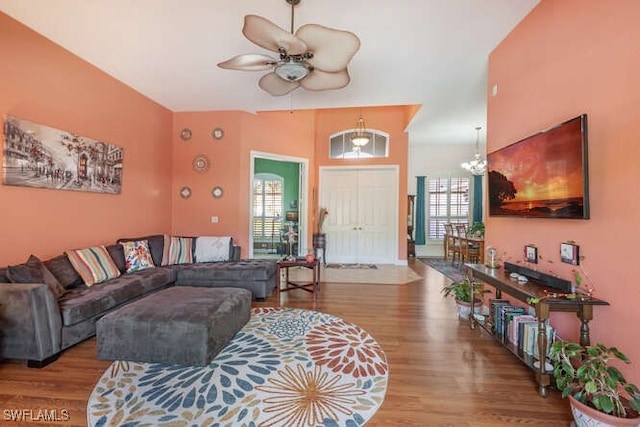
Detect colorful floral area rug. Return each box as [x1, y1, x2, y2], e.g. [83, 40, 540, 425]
[87, 307, 388, 427]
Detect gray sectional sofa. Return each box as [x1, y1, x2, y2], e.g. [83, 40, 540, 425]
[0, 234, 277, 367]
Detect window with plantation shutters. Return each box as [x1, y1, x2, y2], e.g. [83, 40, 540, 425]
[253, 174, 284, 241]
[427, 176, 470, 240]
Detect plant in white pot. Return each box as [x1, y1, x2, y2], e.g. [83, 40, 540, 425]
[441, 277, 490, 320]
[549, 340, 640, 426]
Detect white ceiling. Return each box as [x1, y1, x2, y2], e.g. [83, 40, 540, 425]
[0, 0, 539, 145]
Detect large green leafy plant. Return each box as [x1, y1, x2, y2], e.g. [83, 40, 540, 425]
[441, 277, 489, 303]
[550, 341, 640, 418]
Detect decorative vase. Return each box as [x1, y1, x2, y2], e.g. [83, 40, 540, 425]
[569, 395, 640, 427]
[305, 252, 315, 263]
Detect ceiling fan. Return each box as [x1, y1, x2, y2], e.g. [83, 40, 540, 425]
[217, 0, 361, 96]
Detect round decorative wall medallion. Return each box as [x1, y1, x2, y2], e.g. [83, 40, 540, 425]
[212, 127, 224, 140]
[180, 128, 192, 141]
[212, 186, 223, 198]
[179, 186, 191, 199]
[192, 155, 210, 173]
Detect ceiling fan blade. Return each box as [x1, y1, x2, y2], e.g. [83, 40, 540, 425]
[295, 24, 360, 73]
[243, 15, 307, 55]
[259, 72, 301, 96]
[217, 54, 276, 71]
[300, 69, 351, 91]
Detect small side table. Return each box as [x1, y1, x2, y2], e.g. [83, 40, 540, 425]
[276, 259, 320, 300]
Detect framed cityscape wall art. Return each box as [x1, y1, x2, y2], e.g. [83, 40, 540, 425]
[2, 116, 123, 194]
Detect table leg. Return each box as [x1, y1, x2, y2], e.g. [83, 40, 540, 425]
[313, 263, 318, 300]
[276, 264, 282, 301]
[535, 302, 551, 397]
[468, 275, 475, 330]
[578, 305, 593, 347]
[315, 262, 321, 292]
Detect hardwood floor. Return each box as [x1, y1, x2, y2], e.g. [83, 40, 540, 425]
[0, 260, 573, 426]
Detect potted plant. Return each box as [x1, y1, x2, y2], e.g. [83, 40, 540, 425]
[549, 340, 640, 426]
[441, 277, 490, 320]
[468, 221, 485, 238]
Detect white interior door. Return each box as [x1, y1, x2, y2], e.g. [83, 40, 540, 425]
[320, 167, 398, 264]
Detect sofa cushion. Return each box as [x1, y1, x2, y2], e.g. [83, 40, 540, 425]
[44, 254, 84, 289]
[194, 236, 232, 262]
[7, 260, 43, 284]
[6, 256, 66, 299]
[58, 266, 175, 326]
[161, 235, 194, 265]
[66, 246, 121, 286]
[176, 259, 276, 282]
[121, 240, 155, 273]
[26, 255, 66, 298]
[117, 235, 164, 266]
[105, 244, 126, 273]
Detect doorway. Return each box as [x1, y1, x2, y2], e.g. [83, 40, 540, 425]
[249, 151, 308, 259]
[319, 166, 398, 264]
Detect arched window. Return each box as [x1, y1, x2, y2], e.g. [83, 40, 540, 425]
[329, 129, 389, 159]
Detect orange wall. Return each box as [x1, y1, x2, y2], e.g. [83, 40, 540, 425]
[0, 11, 412, 267]
[171, 106, 412, 259]
[171, 110, 316, 253]
[488, 0, 640, 384]
[0, 13, 173, 265]
[315, 106, 412, 260]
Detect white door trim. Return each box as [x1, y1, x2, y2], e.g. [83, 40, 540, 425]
[250, 151, 309, 259]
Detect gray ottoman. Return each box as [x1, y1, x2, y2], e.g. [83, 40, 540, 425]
[96, 286, 251, 366]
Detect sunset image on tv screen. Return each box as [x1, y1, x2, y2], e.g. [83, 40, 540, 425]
[487, 115, 588, 219]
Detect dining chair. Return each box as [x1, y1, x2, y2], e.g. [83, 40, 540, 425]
[444, 223, 460, 265]
[455, 224, 481, 267]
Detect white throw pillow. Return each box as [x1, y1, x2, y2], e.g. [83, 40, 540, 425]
[194, 236, 231, 263]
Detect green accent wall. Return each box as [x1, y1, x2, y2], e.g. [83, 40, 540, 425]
[254, 158, 299, 215]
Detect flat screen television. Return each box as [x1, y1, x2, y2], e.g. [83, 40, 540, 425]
[487, 114, 589, 219]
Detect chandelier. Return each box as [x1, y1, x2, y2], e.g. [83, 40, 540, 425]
[351, 115, 370, 147]
[461, 126, 487, 175]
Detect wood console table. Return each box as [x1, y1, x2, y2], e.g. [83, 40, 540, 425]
[465, 263, 609, 397]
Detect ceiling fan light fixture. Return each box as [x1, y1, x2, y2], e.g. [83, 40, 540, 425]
[219, 0, 360, 95]
[274, 62, 311, 81]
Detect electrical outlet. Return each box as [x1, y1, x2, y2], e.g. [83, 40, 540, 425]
[211, 216, 219, 223]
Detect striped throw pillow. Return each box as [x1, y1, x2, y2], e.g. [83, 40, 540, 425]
[161, 235, 193, 265]
[66, 246, 121, 286]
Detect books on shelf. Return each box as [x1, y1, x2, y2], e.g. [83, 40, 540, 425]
[489, 299, 556, 363]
